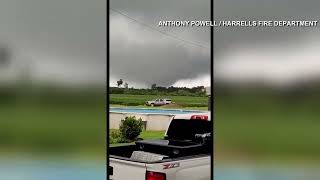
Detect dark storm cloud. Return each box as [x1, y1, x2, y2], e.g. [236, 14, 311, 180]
[214, 0, 320, 55]
[214, 0, 320, 85]
[0, 0, 105, 85]
[110, 0, 211, 87]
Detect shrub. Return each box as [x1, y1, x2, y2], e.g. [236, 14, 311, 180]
[109, 130, 121, 144]
[119, 116, 143, 142]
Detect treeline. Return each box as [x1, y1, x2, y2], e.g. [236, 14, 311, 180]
[109, 86, 207, 97]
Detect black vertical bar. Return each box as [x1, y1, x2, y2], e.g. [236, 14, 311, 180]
[106, 0, 110, 179]
[210, 0, 214, 179]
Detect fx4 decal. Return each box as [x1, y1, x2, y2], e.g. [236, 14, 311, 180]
[163, 162, 180, 169]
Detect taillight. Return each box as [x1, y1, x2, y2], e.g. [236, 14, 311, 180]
[191, 115, 208, 120]
[146, 171, 166, 180]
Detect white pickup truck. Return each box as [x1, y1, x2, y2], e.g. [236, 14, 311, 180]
[109, 113, 212, 180]
[145, 99, 172, 106]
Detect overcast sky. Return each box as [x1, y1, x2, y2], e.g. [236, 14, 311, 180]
[214, 0, 320, 87]
[1, 0, 320, 88]
[110, 0, 320, 89]
[110, 0, 211, 88]
[0, 0, 106, 87]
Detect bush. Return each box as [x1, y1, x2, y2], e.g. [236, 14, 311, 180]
[119, 116, 143, 142]
[109, 130, 121, 144]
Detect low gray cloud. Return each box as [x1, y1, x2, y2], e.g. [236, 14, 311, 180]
[0, 0, 106, 86]
[110, 0, 211, 88]
[214, 0, 320, 86]
[2, 0, 317, 88]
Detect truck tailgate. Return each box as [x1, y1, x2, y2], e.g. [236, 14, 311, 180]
[110, 158, 146, 180]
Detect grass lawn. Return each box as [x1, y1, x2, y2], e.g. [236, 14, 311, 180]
[215, 94, 320, 161]
[0, 101, 105, 154]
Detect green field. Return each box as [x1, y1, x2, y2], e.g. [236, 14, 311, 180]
[0, 90, 105, 156]
[0, 104, 105, 151]
[215, 93, 320, 161]
[110, 94, 208, 107]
